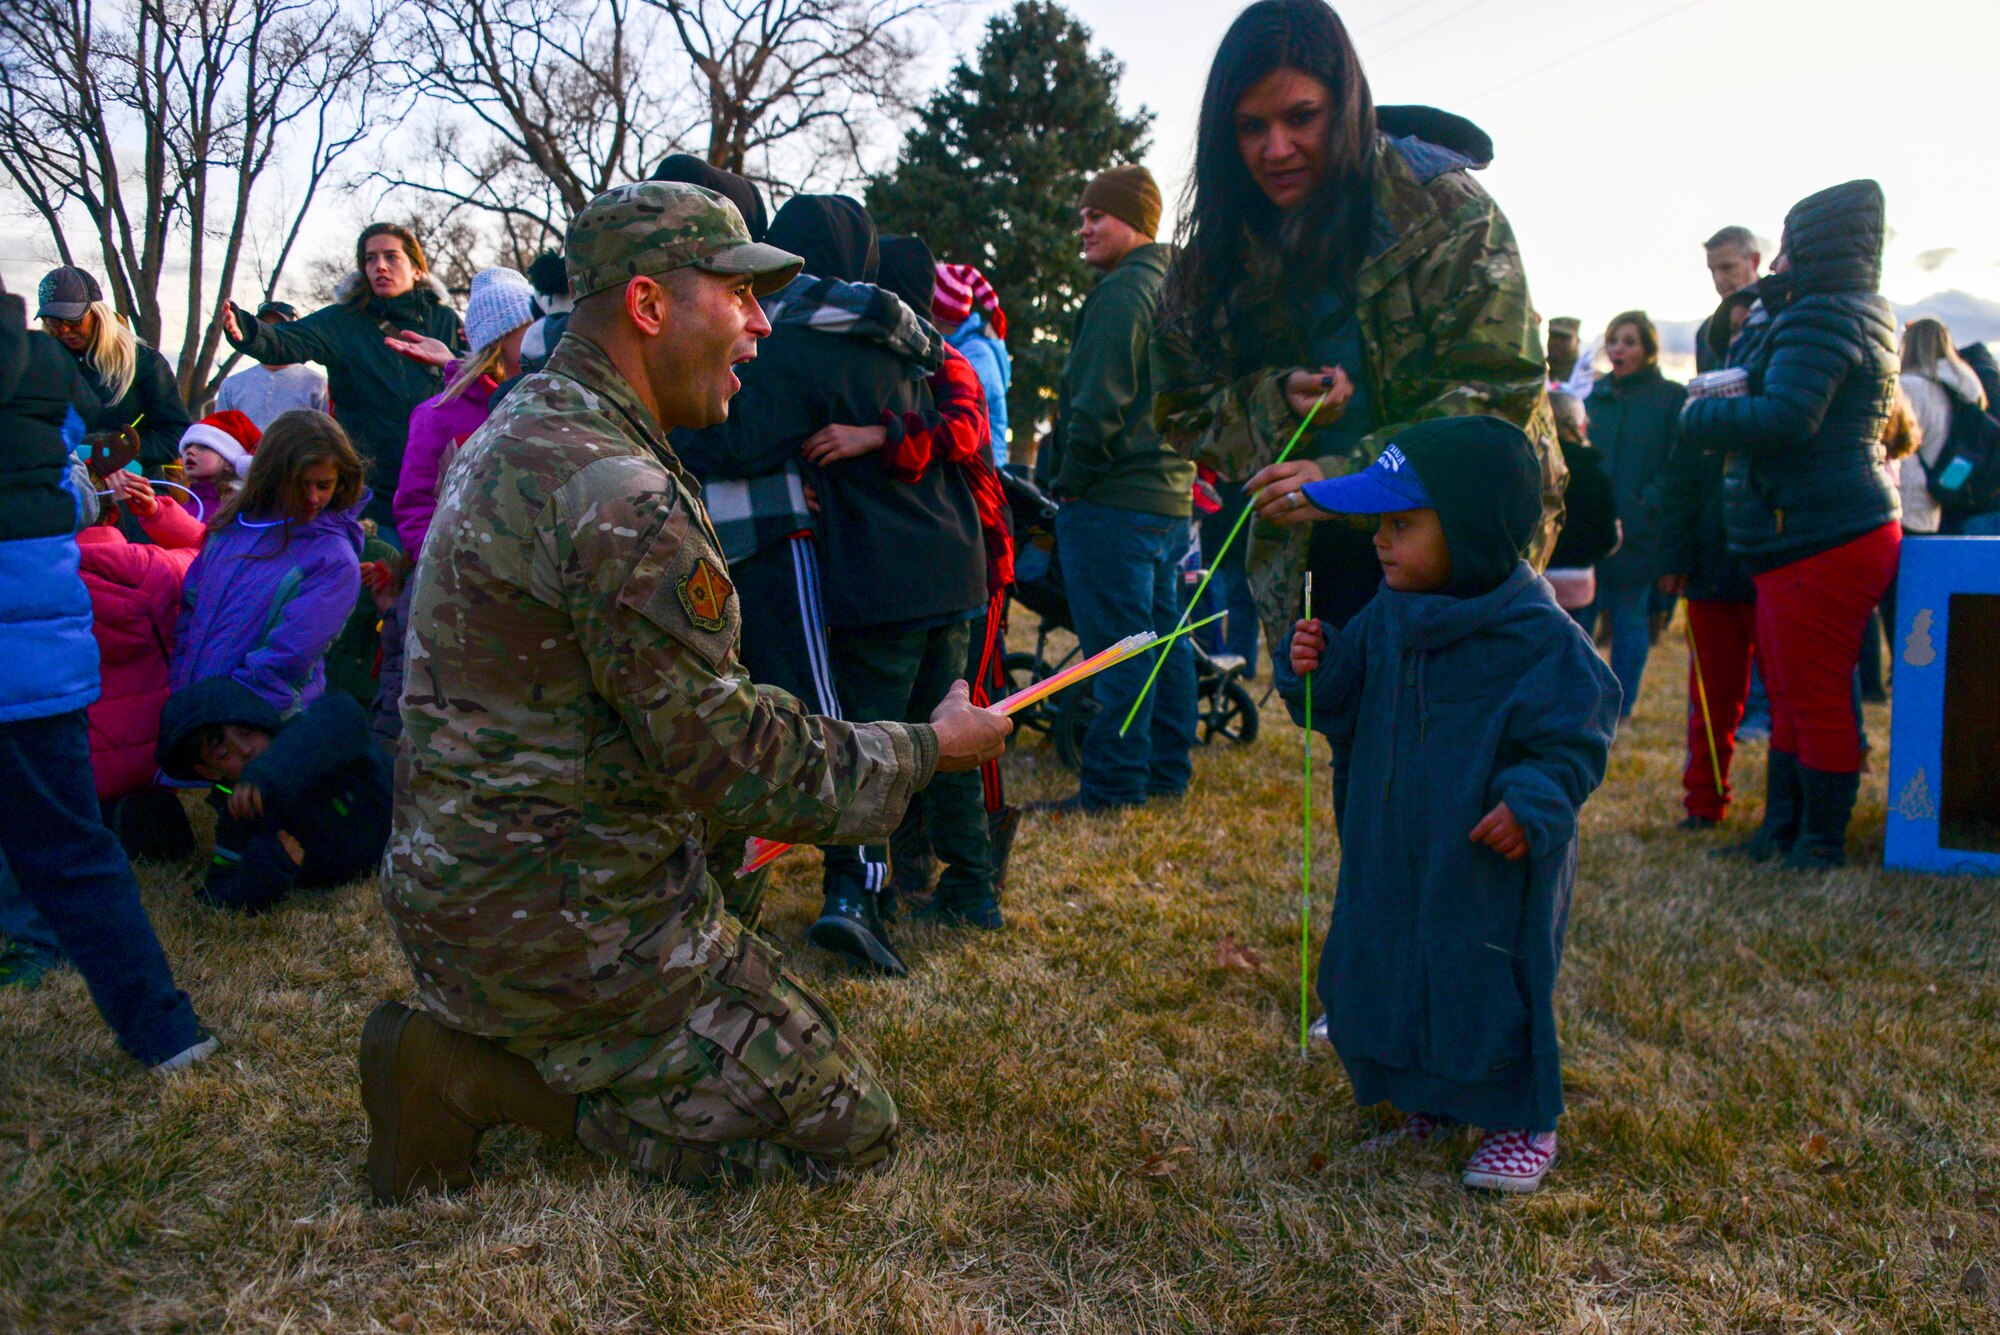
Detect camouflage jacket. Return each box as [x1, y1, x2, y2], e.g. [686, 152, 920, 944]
[384, 332, 937, 1084]
[1151, 120, 1564, 648]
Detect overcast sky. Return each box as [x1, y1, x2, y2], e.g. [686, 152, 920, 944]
[5, 0, 1994, 353]
[957, 0, 2000, 336]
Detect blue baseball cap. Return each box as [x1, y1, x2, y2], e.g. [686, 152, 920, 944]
[1300, 441, 1433, 515]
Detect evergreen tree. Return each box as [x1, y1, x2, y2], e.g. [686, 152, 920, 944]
[867, 1, 1152, 452]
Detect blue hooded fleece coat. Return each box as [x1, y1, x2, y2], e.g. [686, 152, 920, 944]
[169, 494, 366, 716]
[1279, 563, 1620, 1131]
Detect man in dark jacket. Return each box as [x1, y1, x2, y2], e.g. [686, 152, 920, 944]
[1038, 165, 1197, 812]
[0, 278, 214, 1069]
[157, 677, 392, 912]
[1695, 226, 1763, 373]
[1682, 180, 1902, 869]
[676, 196, 987, 976]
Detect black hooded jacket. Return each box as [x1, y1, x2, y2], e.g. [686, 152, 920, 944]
[156, 676, 391, 911]
[1681, 180, 1900, 573]
[650, 154, 770, 242]
[675, 197, 984, 629]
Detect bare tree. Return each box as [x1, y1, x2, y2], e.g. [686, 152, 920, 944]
[0, 0, 392, 402]
[646, 0, 943, 190]
[381, 0, 697, 247]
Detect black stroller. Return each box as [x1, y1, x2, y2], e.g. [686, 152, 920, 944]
[999, 470, 1258, 770]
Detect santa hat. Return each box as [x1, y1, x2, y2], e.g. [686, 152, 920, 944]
[932, 262, 1007, 341]
[180, 410, 261, 478]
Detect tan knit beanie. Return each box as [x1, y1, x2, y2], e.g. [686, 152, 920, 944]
[1080, 165, 1162, 240]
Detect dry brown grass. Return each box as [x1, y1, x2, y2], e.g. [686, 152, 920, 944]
[3, 614, 1998, 1333]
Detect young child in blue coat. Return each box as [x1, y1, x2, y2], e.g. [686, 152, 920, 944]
[155, 676, 391, 912]
[1281, 415, 1621, 1194]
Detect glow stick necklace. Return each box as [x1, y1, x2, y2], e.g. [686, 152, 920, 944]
[1119, 388, 1332, 736]
[1300, 572, 1313, 1054]
[736, 611, 1227, 878]
[94, 476, 205, 524]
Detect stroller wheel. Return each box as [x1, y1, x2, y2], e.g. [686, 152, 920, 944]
[1053, 687, 1100, 771]
[1003, 652, 1059, 736]
[1200, 677, 1260, 745]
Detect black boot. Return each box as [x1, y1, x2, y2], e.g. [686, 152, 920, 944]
[987, 804, 1021, 897]
[1783, 766, 1860, 871]
[1715, 750, 1802, 863]
[807, 881, 908, 977]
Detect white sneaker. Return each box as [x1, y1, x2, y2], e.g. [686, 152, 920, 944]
[1462, 1128, 1557, 1193]
[151, 1030, 218, 1075]
[1307, 1014, 1329, 1043]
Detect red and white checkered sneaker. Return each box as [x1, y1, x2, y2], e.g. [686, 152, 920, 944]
[1359, 1112, 1443, 1154]
[1461, 1129, 1558, 1193]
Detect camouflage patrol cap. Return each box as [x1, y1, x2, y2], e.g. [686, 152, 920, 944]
[566, 182, 802, 301]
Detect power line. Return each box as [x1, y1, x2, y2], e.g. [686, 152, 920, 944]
[1351, 0, 1457, 39]
[1457, 0, 1711, 106]
[1368, 0, 1503, 62]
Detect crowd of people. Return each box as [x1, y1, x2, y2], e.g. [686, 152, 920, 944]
[0, 0, 1978, 1211]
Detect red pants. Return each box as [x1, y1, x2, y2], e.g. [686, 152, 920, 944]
[1683, 599, 1757, 819]
[1752, 523, 1901, 774]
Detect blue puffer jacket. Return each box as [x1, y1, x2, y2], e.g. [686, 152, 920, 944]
[0, 291, 106, 724]
[1681, 179, 1901, 573]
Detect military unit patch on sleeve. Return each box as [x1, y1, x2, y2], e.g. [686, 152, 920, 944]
[677, 556, 734, 632]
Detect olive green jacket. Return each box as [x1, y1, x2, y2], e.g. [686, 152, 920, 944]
[1152, 113, 1563, 647]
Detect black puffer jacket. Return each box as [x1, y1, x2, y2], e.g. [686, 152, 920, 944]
[1585, 365, 1684, 585]
[1681, 180, 1900, 573]
[63, 339, 192, 470]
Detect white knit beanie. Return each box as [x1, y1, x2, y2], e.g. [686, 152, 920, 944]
[463, 267, 538, 360]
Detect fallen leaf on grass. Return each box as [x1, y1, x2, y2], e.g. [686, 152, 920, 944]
[1584, 1259, 1615, 1285]
[390, 1315, 417, 1332]
[1217, 937, 1263, 974]
[494, 1242, 542, 1262]
[25, 1130, 46, 1153]
[1139, 1147, 1192, 1177]
[1976, 1187, 1997, 1213]
[1964, 1263, 1989, 1296]
[1307, 1151, 1327, 1173]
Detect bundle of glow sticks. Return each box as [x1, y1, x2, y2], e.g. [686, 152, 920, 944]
[735, 611, 1225, 878]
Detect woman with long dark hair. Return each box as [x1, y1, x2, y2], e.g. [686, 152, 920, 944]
[219, 223, 464, 532]
[1153, 0, 1563, 655]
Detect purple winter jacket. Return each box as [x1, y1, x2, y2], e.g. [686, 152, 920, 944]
[169, 493, 367, 715]
[393, 372, 495, 556]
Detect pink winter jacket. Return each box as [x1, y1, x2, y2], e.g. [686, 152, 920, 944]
[76, 498, 206, 800]
[393, 372, 496, 555]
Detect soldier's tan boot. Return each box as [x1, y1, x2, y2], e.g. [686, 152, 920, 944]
[359, 1000, 578, 1206]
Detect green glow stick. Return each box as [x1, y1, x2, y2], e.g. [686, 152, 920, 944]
[1300, 573, 1312, 1055]
[734, 612, 1227, 878]
[1119, 389, 1331, 736]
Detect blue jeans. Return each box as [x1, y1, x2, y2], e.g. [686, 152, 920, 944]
[1594, 577, 1654, 719]
[0, 855, 62, 958]
[0, 710, 202, 1064]
[1055, 500, 1198, 806]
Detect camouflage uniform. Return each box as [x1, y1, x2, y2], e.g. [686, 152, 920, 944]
[1151, 130, 1565, 651]
[384, 183, 928, 1186]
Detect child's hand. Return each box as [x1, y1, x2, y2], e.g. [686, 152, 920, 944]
[1470, 801, 1528, 860]
[110, 470, 158, 518]
[360, 560, 402, 612]
[227, 782, 265, 822]
[1290, 618, 1326, 676]
[277, 831, 304, 866]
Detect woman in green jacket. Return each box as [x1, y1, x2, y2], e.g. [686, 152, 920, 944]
[1152, 0, 1563, 652]
[220, 224, 464, 533]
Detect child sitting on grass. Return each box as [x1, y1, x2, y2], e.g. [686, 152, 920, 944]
[169, 409, 365, 716]
[1280, 415, 1621, 1195]
[155, 676, 391, 911]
